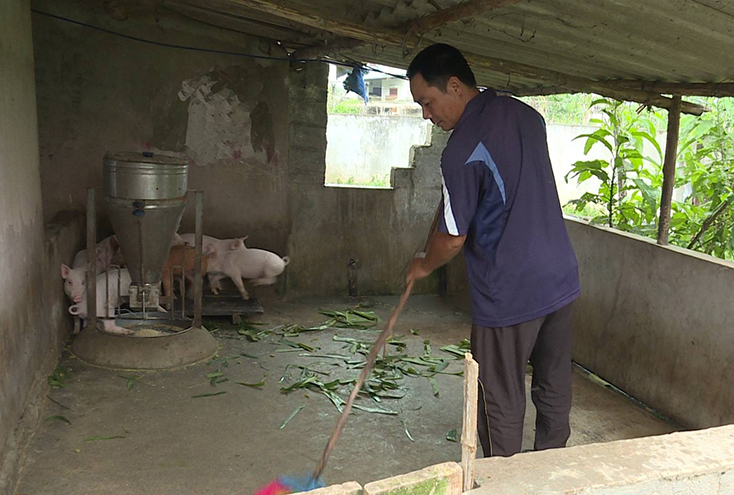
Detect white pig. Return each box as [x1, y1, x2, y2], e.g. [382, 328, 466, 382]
[71, 235, 120, 271]
[178, 234, 246, 254]
[68, 268, 131, 320]
[62, 235, 121, 303]
[206, 243, 290, 300]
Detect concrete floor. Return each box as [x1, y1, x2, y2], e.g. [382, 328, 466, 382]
[15, 294, 677, 495]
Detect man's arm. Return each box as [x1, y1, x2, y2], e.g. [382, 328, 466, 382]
[407, 231, 466, 282]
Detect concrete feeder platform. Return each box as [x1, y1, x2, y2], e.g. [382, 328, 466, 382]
[71, 315, 217, 370]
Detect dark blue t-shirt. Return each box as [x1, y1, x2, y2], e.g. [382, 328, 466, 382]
[438, 88, 580, 327]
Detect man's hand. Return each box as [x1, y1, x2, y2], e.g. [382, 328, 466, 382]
[407, 253, 432, 283]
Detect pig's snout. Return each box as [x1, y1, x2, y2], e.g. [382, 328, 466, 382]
[73, 295, 83, 303]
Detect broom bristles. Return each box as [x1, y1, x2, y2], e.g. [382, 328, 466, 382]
[255, 475, 325, 495]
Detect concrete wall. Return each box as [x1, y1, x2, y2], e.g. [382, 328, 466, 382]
[325, 115, 431, 186]
[33, 0, 290, 251]
[32, 1, 445, 297]
[472, 425, 734, 494]
[568, 219, 734, 429]
[0, 1, 65, 492]
[286, 64, 444, 296]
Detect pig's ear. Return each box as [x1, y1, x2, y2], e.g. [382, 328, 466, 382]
[61, 264, 71, 278]
[238, 236, 249, 243]
[110, 235, 120, 250]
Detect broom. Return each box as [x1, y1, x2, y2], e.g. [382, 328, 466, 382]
[255, 204, 441, 495]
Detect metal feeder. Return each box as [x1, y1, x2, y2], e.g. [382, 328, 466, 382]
[71, 152, 216, 370]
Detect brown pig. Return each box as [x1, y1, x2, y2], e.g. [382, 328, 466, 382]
[161, 245, 208, 299]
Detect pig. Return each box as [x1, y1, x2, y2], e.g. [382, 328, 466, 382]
[206, 242, 290, 300]
[161, 245, 209, 300]
[71, 235, 120, 271]
[61, 235, 122, 304]
[178, 233, 245, 254]
[68, 268, 132, 334]
[171, 232, 186, 247]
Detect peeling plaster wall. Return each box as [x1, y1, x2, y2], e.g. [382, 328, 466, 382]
[285, 63, 445, 296]
[33, 0, 289, 252]
[33, 1, 447, 297]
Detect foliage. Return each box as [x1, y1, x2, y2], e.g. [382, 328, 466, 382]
[521, 93, 598, 125]
[564, 96, 734, 260]
[672, 98, 734, 258]
[564, 98, 664, 233]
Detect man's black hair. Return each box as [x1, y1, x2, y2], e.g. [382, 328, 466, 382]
[407, 43, 477, 91]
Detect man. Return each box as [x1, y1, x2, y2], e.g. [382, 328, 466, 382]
[406, 44, 580, 457]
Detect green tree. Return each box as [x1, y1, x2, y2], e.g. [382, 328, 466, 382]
[564, 98, 663, 233]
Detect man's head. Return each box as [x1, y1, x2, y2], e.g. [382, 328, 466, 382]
[408, 44, 479, 131]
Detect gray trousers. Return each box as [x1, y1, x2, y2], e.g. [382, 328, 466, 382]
[471, 303, 574, 457]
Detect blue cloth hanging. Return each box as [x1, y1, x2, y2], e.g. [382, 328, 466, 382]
[343, 66, 369, 104]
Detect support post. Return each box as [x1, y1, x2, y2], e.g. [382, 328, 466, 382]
[86, 188, 97, 331]
[461, 352, 479, 492]
[657, 95, 682, 245]
[194, 190, 204, 328]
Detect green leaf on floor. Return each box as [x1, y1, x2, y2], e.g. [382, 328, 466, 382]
[203, 321, 220, 332]
[410, 328, 420, 335]
[236, 375, 266, 388]
[279, 405, 305, 429]
[207, 371, 224, 387]
[402, 420, 415, 442]
[45, 415, 71, 424]
[446, 429, 458, 442]
[47, 365, 70, 389]
[440, 339, 471, 359]
[118, 375, 144, 390]
[352, 404, 397, 415]
[430, 377, 439, 397]
[47, 395, 71, 410]
[192, 391, 227, 399]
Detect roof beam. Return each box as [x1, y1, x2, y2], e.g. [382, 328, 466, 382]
[602, 80, 734, 98]
[230, 0, 705, 114]
[228, 0, 399, 45]
[294, 0, 521, 59]
[411, 0, 523, 34]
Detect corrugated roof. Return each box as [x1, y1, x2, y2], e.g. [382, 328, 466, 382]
[164, 0, 734, 108]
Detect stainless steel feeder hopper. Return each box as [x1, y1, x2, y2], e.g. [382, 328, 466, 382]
[71, 152, 216, 370]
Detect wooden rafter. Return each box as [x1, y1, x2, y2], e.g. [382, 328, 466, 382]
[411, 0, 523, 34]
[602, 80, 734, 98]
[229, 0, 705, 114]
[294, 0, 521, 59]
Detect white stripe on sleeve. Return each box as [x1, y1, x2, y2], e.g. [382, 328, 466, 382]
[441, 171, 459, 236]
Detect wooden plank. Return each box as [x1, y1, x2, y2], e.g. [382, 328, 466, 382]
[295, 0, 521, 59]
[657, 95, 682, 245]
[412, 0, 522, 34]
[163, 1, 326, 46]
[230, 0, 399, 45]
[462, 352, 479, 492]
[602, 80, 734, 98]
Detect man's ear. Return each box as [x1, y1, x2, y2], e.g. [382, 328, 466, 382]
[446, 76, 463, 96]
